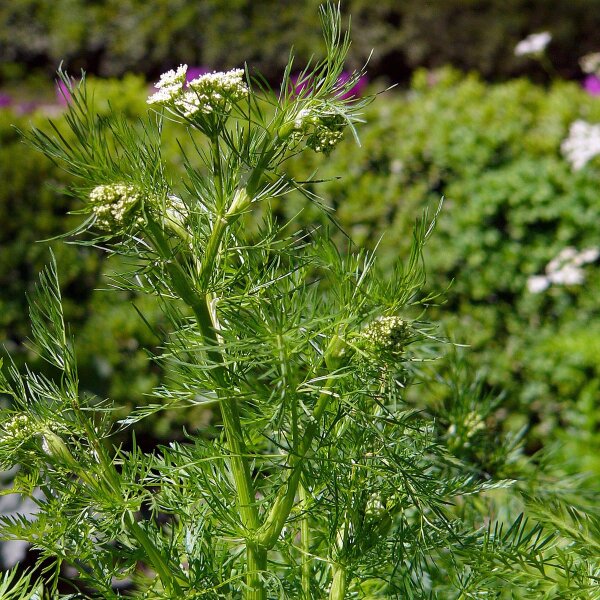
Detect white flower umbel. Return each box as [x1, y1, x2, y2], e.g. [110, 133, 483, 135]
[526, 275, 550, 294]
[147, 64, 188, 106]
[580, 52, 600, 76]
[561, 120, 600, 171]
[3, 414, 35, 443]
[527, 245, 599, 293]
[89, 183, 144, 231]
[514, 32, 552, 56]
[182, 69, 248, 117]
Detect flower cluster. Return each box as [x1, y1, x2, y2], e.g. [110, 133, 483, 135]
[447, 411, 486, 449]
[561, 120, 600, 171]
[361, 316, 408, 354]
[3, 414, 35, 444]
[147, 65, 188, 106]
[181, 68, 248, 117]
[527, 246, 599, 293]
[514, 32, 552, 57]
[148, 65, 248, 118]
[292, 106, 346, 154]
[89, 183, 144, 231]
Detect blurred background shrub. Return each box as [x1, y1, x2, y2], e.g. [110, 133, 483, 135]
[1, 0, 600, 85]
[281, 68, 600, 474]
[2, 0, 600, 470]
[2, 68, 599, 473]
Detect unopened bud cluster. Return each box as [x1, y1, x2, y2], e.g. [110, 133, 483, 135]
[148, 64, 248, 118]
[89, 183, 144, 231]
[448, 411, 486, 449]
[3, 414, 35, 444]
[362, 316, 408, 353]
[292, 107, 346, 154]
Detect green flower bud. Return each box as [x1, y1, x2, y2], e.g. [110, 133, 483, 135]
[226, 188, 252, 220]
[362, 316, 408, 354]
[42, 430, 78, 468]
[89, 183, 144, 232]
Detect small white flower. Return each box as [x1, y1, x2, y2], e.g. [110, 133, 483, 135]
[526, 275, 550, 294]
[574, 247, 600, 265]
[514, 32, 552, 57]
[184, 68, 248, 117]
[529, 245, 597, 293]
[154, 65, 188, 89]
[548, 265, 585, 286]
[561, 120, 600, 171]
[147, 65, 188, 105]
[546, 246, 577, 274]
[580, 52, 600, 76]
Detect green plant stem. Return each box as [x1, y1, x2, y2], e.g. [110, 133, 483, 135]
[257, 380, 335, 548]
[299, 482, 311, 599]
[64, 373, 183, 593]
[329, 565, 347, 600]
[146, 217, 265, 597]
[124, 512, 182, 594]
[246, 544, 268, 600]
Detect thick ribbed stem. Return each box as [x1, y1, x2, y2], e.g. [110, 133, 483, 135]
[246, 544, 268, 600]
[329, 565, 347, 600]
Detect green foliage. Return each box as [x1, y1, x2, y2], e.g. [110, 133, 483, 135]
[0, 75, 166, 425]
[281, 67, 600, 470]
[2, 0, 600, 83]
[3, 8, 598, 598]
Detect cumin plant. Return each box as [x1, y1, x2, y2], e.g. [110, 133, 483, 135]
[1, 4, 597, 599]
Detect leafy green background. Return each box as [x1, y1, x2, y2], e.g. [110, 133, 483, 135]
[2, 68, 600, 480]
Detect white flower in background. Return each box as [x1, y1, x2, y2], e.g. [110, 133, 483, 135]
[580, 52, 600, 76]
[89, 183, 144, 230]
[147, 64, 188, 105]
[549, 264, 584, 286]
[514, 32, 552, 57]
[546, 246, 577, 274]
[527, 246, 599, 293]
[574, 247, 600, 265]
[561, 120, 600, 171]
[526, 275, 550, 294]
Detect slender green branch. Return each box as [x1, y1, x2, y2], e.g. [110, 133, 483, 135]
[257, 379, 335, 548]
[124, 512, 183, 595]
[299, 482, 312, 599]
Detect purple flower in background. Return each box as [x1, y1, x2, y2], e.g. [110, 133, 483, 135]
[185, 66, 211, 84]
[0, 93, 12, 109]
[583, 74, 600, 96]
[56, 78, 75, 105]
[336, 71, 368, 99]
[291, 71, 367, 99]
